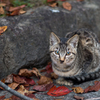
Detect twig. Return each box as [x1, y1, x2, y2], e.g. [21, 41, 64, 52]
[0, 81, 33, 100]
[85, 97, 100, 100]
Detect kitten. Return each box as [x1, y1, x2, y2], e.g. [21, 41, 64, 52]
[49, 29, 100, 85]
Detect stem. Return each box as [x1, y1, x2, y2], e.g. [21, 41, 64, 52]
[0, 81, 33, 100]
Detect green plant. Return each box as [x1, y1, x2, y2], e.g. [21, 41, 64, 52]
[11, 0, 34, 7]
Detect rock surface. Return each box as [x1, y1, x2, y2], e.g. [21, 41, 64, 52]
[0, 0, 100, 79]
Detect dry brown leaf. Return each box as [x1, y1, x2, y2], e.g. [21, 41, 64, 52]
[62, 2, 72, 11]
[32, 68, 41, 77]
[37, 76, 53, 85]
[0, 26, 7, 35]
[4, 95, 21, 100]
[19, 9, 26, 14]
[13, 75, 26, 84]
[51, 72, 58, 79]
[0, 7, 5, 14]
[17, 85, 36, 95]
[0, 95, 5, 100]
[1, 0, 11, 5]
[33, 83, 54, 92]
[1, 78, 5, 83]
[8, 82, 19, 90]
[72, 87, 84, 94]
[49, 3, 58, 7]
[74, 95, 84, 100]
[5, 74, 13, 84]
[10, 9, 20, 16]
[84, 81, 100, 93]
[19, 68, 41, 77]
[0, 3, 6, 7]
[8, 5, 25, 12]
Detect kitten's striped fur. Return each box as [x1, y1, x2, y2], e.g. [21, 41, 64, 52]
[49, 29, 100, 85]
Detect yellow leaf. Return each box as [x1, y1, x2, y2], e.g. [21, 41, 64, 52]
[0, 3, 6, 7]
[8, 82, 19, 90]
[0, 7, 5, 14]
[0, 26, 7, 35]
[62, 2, 72, 11]
[19, 9, 26, 15]
[72, 87, 84, 93]
[17, 85, 36, 95]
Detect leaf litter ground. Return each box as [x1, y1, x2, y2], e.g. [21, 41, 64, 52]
[1, 63, 100, 100]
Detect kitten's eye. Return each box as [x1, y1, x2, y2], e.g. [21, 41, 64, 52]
[55, 51, 59, 55]
[66, 52, 71, 55]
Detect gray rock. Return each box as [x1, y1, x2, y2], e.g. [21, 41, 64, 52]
[0, 0, 100, 80]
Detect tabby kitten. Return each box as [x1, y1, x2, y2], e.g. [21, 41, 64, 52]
[49, 30, 100, 85]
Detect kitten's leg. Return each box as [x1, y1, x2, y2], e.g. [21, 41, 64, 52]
[56, 77, 73, 86]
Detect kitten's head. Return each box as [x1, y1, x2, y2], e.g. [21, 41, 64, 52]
[49, 32, 79, 71]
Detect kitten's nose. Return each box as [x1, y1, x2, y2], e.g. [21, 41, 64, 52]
[60, 60, 64, 63]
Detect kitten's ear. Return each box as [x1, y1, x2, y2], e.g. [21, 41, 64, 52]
[50, 32, 60, 46]
[67, 34, 79, 48]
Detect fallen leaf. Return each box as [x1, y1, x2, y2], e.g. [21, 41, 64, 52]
[0, 3, 6, 7]
[47, 0, 56, 3]
[1, 79, 5, 83]
[62, 2, 72, 11]
[0, 95, 5, 99]
[19, 9, 26, 14]
[49, 3, 58, 7]
[8, 82, 19, 90]
[6, 95, 21, 100]
[37, 76, 53, 85]
[74, 95, 84, 100]
[84, 81, 100, 93]
[0, 79, 5, 90]
[10, 9, 20, 16]
[5, 74, 13, 84]
[32, 68, 41, 77]
[0, 26, 7, 35]
[17, 85, 36, 95]
[25, 93, 36, 98]
[0, 7, 5, 14]
[33, 83, 54, 92]
[24, 86, 30, 90]
[51, 72, 58, 79]
[13, 75, 26, 84]
[1, 0, 11, 5]
[47, 86, 72, 96]
[72, 87, 84, 94]
[40, 62, 53, 73]
[24, 77, 35, 86]
[8, 5, 26, 12]
[19, 68, 41, 78]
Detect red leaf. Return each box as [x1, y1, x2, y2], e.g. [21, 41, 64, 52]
[84, 81, 100, 93]
[40, 62, 53, 73]
[10, 95, 21, 100]
[0, 95, 5, 99]
[47, 86, 72, 96]
[25, 78, 35, 86]
[25, 93, 36, 98]
[33, 83, 54, 92]
[13, 74, 26, 84]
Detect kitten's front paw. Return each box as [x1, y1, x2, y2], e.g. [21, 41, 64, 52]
[56, 78, 73, 86]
